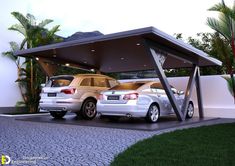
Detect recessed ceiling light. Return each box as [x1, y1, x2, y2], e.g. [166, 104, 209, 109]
[65, 63, 70, 66]
[84, 61, 87, 64]
[90, 69, 95, 72]
[36, 57, 39, 61]
[120, 57, 125, 60]
[143, 64, 147, 67]
[91, 49, 95, 52]
[53, 54, 56, 57]
[136, 43, 141, 46]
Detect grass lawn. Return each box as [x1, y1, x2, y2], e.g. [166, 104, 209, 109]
[111, 123, 235, 166]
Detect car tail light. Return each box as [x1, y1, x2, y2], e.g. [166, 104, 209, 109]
[61, 88, 76, 94]
[98, 94, 104, 100]
[123, 93, 139, 100]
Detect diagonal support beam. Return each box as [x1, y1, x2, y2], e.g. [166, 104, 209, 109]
[147, 47, 184, 121]
[37, 58, 58, 77]
[182, 65, 198, 118]
[195, 67, 204, 118]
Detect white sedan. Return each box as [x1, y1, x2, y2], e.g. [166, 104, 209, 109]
[97, 81, 194, 123]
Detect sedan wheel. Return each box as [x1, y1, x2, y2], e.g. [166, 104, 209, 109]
[186, 102, 194, 119]
[81, 99, 97, 120]
[50, 111, 67, 119]
[146, 104, 160, 123]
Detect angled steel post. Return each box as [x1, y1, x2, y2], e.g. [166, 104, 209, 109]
[195, 67, 204, 118]
[37, 58, 58, 77]
[182, 65, 198, 119]
[147, 47, 184, 121]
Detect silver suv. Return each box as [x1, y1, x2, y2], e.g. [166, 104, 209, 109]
[39, 74, 119, 119]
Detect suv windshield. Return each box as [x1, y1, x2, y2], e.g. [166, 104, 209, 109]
[110, 82, 145, 90]
[46, 76, 74, 87]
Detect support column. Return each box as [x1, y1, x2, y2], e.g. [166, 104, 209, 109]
[148, 47, 184, 121]
[195, 67, 204, 118]
[37, 58, 58, 77]
[182, 65, 198, 118]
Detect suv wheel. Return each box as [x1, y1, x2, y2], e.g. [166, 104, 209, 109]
[81, 99, 97, 120]
[50, 111, 67, 119]
[145, 104, 160, 123]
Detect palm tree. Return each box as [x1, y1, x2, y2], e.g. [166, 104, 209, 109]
[207, 0, 235, 102]
[7, 11, 61, 112]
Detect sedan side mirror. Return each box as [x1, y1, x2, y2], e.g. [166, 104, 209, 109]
[178, 90, 184, 95]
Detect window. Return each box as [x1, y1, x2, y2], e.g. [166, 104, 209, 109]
[93, 78, 108, 87]
[80, 78, 92, 86]
[108, 79, 119, 88]
[150, 83, 178, 94]
[110, 83, 145, 90]
[47, 76, 74, 87]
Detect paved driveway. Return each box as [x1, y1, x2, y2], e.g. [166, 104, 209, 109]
[0, 115, 234, 166]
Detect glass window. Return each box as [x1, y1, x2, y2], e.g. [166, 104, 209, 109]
[108, 79, 119, 88]
[80, 78, 92, 86]
[151, 83, 177, 94]
[93, 78, 108, 87]
[47, 76, 74, 87]
[110, 83, 145, 90]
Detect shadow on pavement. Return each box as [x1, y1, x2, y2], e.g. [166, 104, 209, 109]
[15, 113, 219, 131]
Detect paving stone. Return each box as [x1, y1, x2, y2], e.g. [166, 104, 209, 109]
[0, 116, 234, 165]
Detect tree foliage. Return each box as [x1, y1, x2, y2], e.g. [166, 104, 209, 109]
[207, 0, 235, 100]
[3, 11, 62, 112]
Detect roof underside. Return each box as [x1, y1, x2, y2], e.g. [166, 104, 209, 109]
[15, 27, 222, 73]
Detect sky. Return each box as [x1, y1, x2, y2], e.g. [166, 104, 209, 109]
[1, 0, 235, 52]
[1, 0, 234, 45]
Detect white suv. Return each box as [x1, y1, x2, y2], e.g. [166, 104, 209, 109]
[39, 74, 119, 119]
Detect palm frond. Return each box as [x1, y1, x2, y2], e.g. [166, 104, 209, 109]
[208, 2, 224, 12]
[48, 25, 60, 35]
[11, 12, 29, 29]
[38, 19, 53, 28]
[26, 13, 36, 26]
[20, 38, 27, 49]
[2, 41, 20, 62]
[207, 17, 230, 40]
[15, 101, 26, 107]
[8, 24, 26, 36]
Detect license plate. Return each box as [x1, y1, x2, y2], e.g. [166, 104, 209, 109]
[48, 93, 56, 97]
[107, 95, 120, 100]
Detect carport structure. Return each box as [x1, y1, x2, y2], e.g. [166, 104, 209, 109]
[15, 27, 222, 121]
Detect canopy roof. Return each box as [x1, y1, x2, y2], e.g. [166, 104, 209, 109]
[15, 27, 221, 73]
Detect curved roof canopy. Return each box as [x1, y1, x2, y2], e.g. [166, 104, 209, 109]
[15, 27, 222, 73]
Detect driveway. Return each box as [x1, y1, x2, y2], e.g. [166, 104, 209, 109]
[0, 115, 234, 166]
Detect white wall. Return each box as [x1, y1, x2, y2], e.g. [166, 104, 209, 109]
[0, 0, 27, 107]
[0, 56, 22, 107]
[120, 75, 235, 118]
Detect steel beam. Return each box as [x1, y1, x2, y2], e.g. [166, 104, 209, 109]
[144, 39, 198, 65]
[182, 65, 198, 118]
[147, 47, 184, 121]
[37, 58, 58, 77]
[195, 67, 204, 118]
